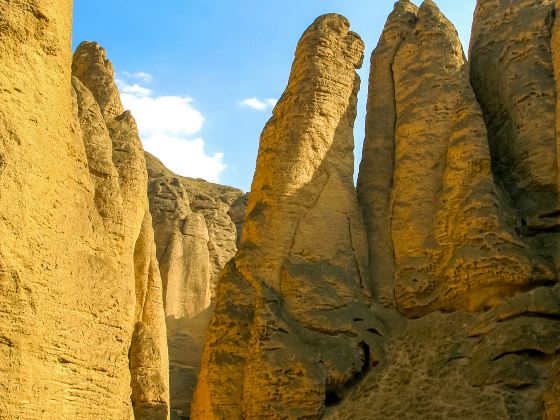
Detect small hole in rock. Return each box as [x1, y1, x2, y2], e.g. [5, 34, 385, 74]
[325, 392, 341, 406]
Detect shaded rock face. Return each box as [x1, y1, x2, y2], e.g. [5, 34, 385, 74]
[145, 152, 246, 419]
[192, 13, 384, 419]
[328, 287, 560, 419]
[0, 3, 168, 415]
[470, 0, 560, 271]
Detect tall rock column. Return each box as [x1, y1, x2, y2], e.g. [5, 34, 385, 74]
[470, 0, 560, 268]
[0, 5, 168, 414]
[328, 3, 560, 418]
[357, 0, 417, 308]
[357, 0, 554, 317]
[193, 14, 385, 419]
[72, 41, 169, 419]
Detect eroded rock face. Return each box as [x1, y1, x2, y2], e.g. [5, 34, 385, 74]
[192, 13, 384, 419]
[72, 41, 170, 419]
[0, 5, 169, 415]
[470, 0, 560, 269]
[329, 1, 560, 418]
[145, 152, 246, 419]
[359, 0, 554, 318]
[327, 286, 560, 419]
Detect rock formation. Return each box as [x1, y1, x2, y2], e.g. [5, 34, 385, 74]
[192, 13, 386, 419]
[145, 152, 246, 418]
[3, 1, 560, 419]
[0, 1, 168, 415]
[194, 1, 560, 419]
[357, 0, 417, 309]
[359, 0, 554, 317]
[470, 0, 560, 270]
[332, 1, 560, 418]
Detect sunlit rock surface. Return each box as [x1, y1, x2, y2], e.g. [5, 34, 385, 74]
[0, 3, 168, 417]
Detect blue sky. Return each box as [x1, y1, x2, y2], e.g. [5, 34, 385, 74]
[73, 0, 477, 191]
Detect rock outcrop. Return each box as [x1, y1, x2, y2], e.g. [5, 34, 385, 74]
[72, 41, 170, 419]
[192, 13, 385, 419]
[470, 0, 560, 269]
[0, 1, 168, 415]
[359, 1, 554, 318]
[145, 152, 246, 419]
[192, 2, 560, 419]
[330, 1, 560, 418]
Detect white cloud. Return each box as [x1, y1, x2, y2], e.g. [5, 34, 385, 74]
[116, 79, 152, 97]
[238, 97, 277, 111]
[117, 76, 226, 183]
[122, 71, 154, 83]
[142, 134, 226, 183]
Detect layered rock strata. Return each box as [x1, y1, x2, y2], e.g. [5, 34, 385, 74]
[0, 3, 169, 415]
[192, 13, 385, 419]
[145, 152, 246, 419]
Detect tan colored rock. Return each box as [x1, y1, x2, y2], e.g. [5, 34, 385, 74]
[358, 0, 555, 318]
[326, 2, 560, 418]
[328, 286, 560, 419]
[192, 13, 385, 419]
[145, 152, 245, 418]
[73, 41, 169, 419]
[470, 0, 560, 268]
[0, 3, 169, 414]
[357, 0, 417, 309]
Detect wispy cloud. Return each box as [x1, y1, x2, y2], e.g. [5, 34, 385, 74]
[121, 71, 154, 84]
[117, 75, 226, 183]
[238, 97, 277, 111]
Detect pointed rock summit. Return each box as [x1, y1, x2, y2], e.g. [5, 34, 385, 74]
[192, 13, 385, 419]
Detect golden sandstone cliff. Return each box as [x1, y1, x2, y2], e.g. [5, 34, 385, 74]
[2, 0, 560, 419]
[0, 2, 168, 418]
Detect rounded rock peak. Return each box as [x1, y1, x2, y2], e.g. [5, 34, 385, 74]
[299, 13, 364, 69]
[74, 41, 110, 66]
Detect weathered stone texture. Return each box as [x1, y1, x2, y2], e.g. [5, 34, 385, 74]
[192, 13, 384, 419]
[0, 6, 168, 415]
[470, 0, 560, 268]
[145, 152, 245, 419]
[328, 1, 560, 418]
[328, 286, 560, 419]
[357, 0, 417, 309]
[358, 0, 554, 318]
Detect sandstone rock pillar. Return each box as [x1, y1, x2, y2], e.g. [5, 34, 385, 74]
[357, 0, 417, 309]
[192, 13, 384, 419]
